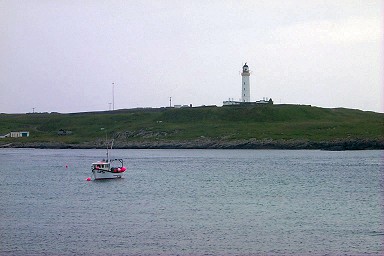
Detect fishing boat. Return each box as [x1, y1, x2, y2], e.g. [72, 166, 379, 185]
[91, 140, 126, 180]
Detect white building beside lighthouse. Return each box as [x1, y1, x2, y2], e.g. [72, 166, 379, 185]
[241, 63, 250, 102]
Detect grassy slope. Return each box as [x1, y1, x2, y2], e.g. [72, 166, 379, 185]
[0, 105, 383, 146]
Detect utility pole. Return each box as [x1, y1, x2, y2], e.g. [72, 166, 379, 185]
[169, 97, 172, 107]
[112, 82, 115, 111]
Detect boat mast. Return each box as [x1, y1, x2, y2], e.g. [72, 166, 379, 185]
[106, 138, 114, 163]
[106, 132, 109, 162]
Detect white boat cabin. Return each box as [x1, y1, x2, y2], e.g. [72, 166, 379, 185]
[92, 161, 110, 171]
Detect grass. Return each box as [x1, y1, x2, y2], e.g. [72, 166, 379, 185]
[0, 105, 383, 146]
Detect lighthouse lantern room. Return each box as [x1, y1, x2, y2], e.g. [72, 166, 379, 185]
[241, 63, 250, 102]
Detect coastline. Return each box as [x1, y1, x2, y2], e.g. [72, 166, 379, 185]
[2, 138, 383, 151]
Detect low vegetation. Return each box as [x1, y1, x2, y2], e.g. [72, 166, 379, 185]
[0, 104, 383, 149]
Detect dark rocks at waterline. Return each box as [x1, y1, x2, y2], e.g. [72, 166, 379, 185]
[4, 138, 384, 150]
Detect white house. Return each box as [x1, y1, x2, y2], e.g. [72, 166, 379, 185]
[10, 131, 30, 138]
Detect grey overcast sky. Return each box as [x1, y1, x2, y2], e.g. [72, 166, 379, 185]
[0, 0, 382, 113]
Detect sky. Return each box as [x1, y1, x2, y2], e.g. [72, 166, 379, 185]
[0, 0, 382, 113]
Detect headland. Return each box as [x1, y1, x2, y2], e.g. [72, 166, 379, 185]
[1, 104, 383, 150]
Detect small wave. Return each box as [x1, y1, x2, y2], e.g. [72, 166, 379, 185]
[368, 231, 384, 236]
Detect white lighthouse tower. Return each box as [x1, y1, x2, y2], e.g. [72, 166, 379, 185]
[241, 63, 250, 102]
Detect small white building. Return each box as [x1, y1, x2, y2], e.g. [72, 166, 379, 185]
[223, 100, 240, 106]
[10, 131, 30, 138]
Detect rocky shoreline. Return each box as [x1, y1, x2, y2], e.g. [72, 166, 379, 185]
[2, 138, 383, 150]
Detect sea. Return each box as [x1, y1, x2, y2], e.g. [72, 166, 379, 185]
[0, 148, 383, 256]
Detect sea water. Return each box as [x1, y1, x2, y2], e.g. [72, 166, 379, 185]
[0, 149, 382, 255]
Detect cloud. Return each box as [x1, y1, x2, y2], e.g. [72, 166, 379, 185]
[0, 1, 382, 113]
[270, 17, 381, 46]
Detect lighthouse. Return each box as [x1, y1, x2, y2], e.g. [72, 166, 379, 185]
[223, 62, 271, 106]
[241, 63, 250, 102]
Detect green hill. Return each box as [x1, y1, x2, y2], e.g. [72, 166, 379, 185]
[0, 104, 383, 149]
